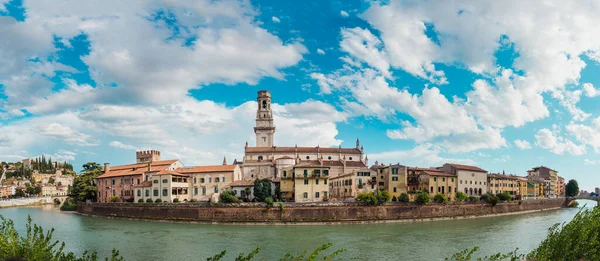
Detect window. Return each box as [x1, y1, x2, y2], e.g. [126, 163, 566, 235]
[470, 181, 472, 184]
[323, 170, 329, 175]
[137, 179, 140, 185]
[304, 179, 308, 185]
[316, 179, 319, 185]
[214, 186, 219, 193]
[430, 186, 433, 193]
[349, 157, 353, 160]
[434, 177, 437, 182]
[145, 190, 149, 197]
[194, 177, 197, 183]
[112, 179, 115, 185]
[306, 156, 310, 160]
[283, 171, 286, 178]
[460, 180, 463, 184]
[392, 177, 398, 181]
[223, 177, 226, 183]
[324, 179, 327, 185]
[438, 187, 441, 193]
[209, 177, 212, 183]
[442, 178, 446, 182]
[200, 178, 205, 183]
[452, 178, 455, 182]
[324, 192, 327, 197]
[215, 177, 220, 182]
[393, 187, 397, 192]
[137, 190, 141, 197]
[162, 179, 168, 183]
[113, 190, 116, 196]
[392, 168, 398, 174]
[314, 170, 321, 175]
[315, 192, 320, 198]
[202, 187, 206, 195]
[258, 156, 263, 161]
[162, 189, 168, 196]
[194, 187, 198, 195]
[153, 190, 159, 196]
[303, 170, 308, 177]
[153, 180, 158, 184]
[303, 192, 308, 198]
[328, 156, 332, 160]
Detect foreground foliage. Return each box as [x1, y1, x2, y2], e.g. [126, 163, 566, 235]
[446, 203, 600, 260]
[356, 190, 391, 205]
[0, 215, 122, 261]
[207, 243, 346, 261]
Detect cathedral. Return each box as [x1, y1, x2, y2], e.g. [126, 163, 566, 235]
[242, 90, 369, 180]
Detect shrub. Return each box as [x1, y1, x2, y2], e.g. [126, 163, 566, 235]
[489, 196, 499, 206]
[146, 198, 153, 203]
[376, 190, 392, 204]
[391, 196, 398, 202]
[415, 191, 430, 205]
[433, 193, 447, 204]
[190, 198, 198, 203]
[568, 201, 579, 208]
[399, 193, 409, 203]
[137, 199, 144, 203]
[110, 196, 119, 203]
[220, 190, 241, 203]
[480, 193, 491, 203]
[468, 196, 479, 202]
[155, 199, 162, 203]
[455, 192, 467, 202]
[356, 192, 378, 205]
[59, 198, 77, 211]
[278, 202, 284, 213]
[125, 197, 134, 203]
[481, 192, 499, 206]
[265, 197, 274, 208]
[497, 192, 512, 201]
[173, 198, 180, 203]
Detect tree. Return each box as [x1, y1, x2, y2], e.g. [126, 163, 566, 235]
[497, 192, 512, 201]
[68, 162, 102, 202]
[433, 193, 447, 203]
[48, 177, 55, 184]
[220, 190, 241, 203]
[14, 189, 25, 197]
[399, 193, 409, 203]
[565, 179, 579, 197]
[455, 192, 467, 202]
[376, 190, 391, 204]
[82, 162, 102, 173]
[253, 179, 272, 202]
[356, 192, 378, 205]
[415, 191, 430, 205]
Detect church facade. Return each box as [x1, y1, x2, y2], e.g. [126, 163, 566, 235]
[242, 90, 370, 181]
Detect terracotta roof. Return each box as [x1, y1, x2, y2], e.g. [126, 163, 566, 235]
[529, 166, 558, 172]
[97, 159, 178, 179]
[421, 171, 456, 177]
[276, 156, 294, 160]
[245, 146, 362, 154]
[294, 162, 331, 168]
[229, 180, 255, 187]
[446, 163, 487, 173]
[345, 161, 367, 167]
[177, 165, 236, 174]
[321, 160, 343, 167]
[488, 173, 519, 180]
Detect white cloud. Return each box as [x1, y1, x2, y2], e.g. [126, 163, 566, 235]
[340, 27, 391, 78]
[340, 10, 349, 17]
[566, 117, 600, 153]
[47, 150, 77, 162]
[271, 16, 280, 23]
[38, 123, 99, 146]
[317, 48, 325, 55]
[370, 143, 475, 167]
[109, 141, 138, 151]
[584, 159, 600, 165]
[514, 140, 532, 150]
[2, 0, 307, 115]
[535, 128, 585, 156]
[583, 83, 600, 97]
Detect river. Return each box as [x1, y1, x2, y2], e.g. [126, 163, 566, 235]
[0, 200, 596, 261]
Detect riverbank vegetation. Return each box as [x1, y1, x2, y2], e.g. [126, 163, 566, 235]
[356, 190, 391, 205]
[446, 203, 600, 260]
[62, 162, 102, 211]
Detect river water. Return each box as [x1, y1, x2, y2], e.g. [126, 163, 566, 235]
[0, 200, 595, 261]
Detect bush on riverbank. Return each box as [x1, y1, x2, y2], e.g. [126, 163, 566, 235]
[220, 190, 241, 203]
[568, 201, 579, 208]
[399, 193, 409, 203]
[497, 192, 512, 201]
[446, 203, 600, 260]
[455, 192, 467, 202]
[0, 215, 123, 261]
[59, 198, 77, 211]
[433, 194, 448, 204]
[110, 196, 119, 202]
[356, 190, 391, 205]
[415, 191, 430, 205]
[145, 198, 152, 203]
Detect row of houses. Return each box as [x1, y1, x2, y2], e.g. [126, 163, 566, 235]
[95, 149, 565, 203]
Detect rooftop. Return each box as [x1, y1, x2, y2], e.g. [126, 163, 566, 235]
[177, 165, 237, 174]
[445, 163, 487, 173]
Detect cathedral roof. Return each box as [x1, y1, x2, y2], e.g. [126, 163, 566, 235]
[177, 165, 237, 174]
[245, 146, 362, 154]
[97, 160, 178, 179]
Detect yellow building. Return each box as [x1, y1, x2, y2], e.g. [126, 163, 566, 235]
[329, 169, 376, 200]
[375, 164, 407, 198]
[281, 163, 330, 202]
[420, 171, 457, 201]
[487, 174, 519, 196]
[517, 178, 542, 199]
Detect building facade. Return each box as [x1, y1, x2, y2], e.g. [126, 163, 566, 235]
[178, 164, 242, 202]
[280, 164, 330, 202]
[527, 166, 558, 197]
[328, 169, 376, 200]
[487, 174, 519, 196]
[442, 163, 488, 197]
[374, 164, 408, 198]
[135, 171, 189, 203]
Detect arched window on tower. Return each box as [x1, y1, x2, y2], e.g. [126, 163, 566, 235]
[262, 100, 267, 109]
[258, 156, 263, 161]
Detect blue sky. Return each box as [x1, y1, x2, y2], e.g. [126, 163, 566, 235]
[1, 0, 600, 190]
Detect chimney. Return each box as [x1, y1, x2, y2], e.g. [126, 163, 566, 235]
[147, 162, 151, 172]
[104, 163, 110, 174]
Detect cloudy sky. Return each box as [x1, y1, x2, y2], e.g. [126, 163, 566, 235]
[1, 0, 600, 190]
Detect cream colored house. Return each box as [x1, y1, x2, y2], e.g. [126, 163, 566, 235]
[328, 169, 376, 201]
[374, 164, 407, 198]
[281, 163, 330, 202]
[178, 164, 242, 202]
[442, 163, 488, 197]
[41, 185, 57, 197]
[134, 170, 189, 203]
[487, 174, 519, 196]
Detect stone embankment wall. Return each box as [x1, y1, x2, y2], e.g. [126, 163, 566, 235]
[0, 197, 53, 208]
[77, 199, 565, 224]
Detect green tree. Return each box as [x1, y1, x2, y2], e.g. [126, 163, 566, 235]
[376, 190, 391, 204]
[14, 189, 25, 197]
[455, 192, 467, 202]
[433, 193, 447, 203]
[82, 162, 102, 173]
[497, 192, 512, 201]
[565, 179, 579, 197]
[415, 191, 430, 205]
[48, 177, 55, 184]
[399, 193, 409, 203]
[356, 192, 378, 205]
[253, 179, 272, 202]
[68, 162, 102, 202]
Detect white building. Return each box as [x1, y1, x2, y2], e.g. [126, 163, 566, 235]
[441, 163, 488, 197]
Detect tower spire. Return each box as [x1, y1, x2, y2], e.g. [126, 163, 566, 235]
[254, 90, 275, 147]
[222, 156, 227, 165]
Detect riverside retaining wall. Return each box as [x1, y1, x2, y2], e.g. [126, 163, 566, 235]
[76, 199, 565, 224]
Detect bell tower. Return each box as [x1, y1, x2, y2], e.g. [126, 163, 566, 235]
[254, 90, 275, 147]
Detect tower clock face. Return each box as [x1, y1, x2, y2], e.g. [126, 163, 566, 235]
[262, 100, 267, 109]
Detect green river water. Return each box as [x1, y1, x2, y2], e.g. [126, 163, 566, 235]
[0, 200, 595, 261]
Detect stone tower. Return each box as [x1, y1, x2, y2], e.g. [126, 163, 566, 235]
[254, 90, 275, 147]
[136, 150, 161, 163]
